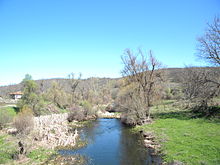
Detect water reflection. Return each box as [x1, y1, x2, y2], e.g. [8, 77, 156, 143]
[59, 119, 161, 165]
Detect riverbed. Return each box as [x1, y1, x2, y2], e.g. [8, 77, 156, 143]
[59, 118, 161, 165]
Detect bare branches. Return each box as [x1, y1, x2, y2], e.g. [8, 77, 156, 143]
[121, 49, 163, 106]
[119, 49, 164, 125]
[181, 67, 220, 108]
[68, 73, 82, 105]
[197, 17, 220, 65]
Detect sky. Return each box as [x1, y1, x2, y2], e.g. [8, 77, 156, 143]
[0, 0, 219, 86]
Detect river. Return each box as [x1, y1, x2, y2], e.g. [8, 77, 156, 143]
[59, 118, 161, 165]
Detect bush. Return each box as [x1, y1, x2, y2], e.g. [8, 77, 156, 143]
[192, 105, 220, 118]
[13, 106, 34, 134]
[67, 106, 86, 122]
[163, 88, 173, 100]
[45, 81, 70, 109]
[80, 100, 95, 116]
[67, 111, 85, 122]
[121, 114, 137, 126]
[111, 88, 119, 100]
[116, 85, 148, 125]
[0, 109, 14, 129]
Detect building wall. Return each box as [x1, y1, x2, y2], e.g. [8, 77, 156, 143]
[15, 94, 22, 99]
[11, 94, 22, 100]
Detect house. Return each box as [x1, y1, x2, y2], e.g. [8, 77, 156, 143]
[10, 91, 23, 100]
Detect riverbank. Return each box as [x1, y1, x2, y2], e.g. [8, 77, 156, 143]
[97, 110, 121, 119]
[60, 118, 162, 165]
[133, 101, 220, 165]
[0, 112, 84, 164]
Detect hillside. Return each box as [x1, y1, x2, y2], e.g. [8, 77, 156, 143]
[1, 67, 219, 98]
[0, 77, 117, 98]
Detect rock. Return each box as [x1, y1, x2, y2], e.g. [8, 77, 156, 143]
[145, 144, 156, 149]
[142, 131, 153, 137]
[18, 141, 26, 155]
[6, 128, 18, 135]
[141, 131, 161, 155]
[97, 110, 120, 118]
[105, 103, 116, 112]
[144, 139, 152, 144]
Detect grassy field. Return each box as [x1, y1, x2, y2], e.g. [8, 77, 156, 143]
[0, 106, 17, 116]
[27, 147, 56, 164]
[134, 101, 220, 165]
[0, 134, 17, 164]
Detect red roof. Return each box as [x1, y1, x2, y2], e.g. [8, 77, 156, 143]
[9, 91, 23, 95]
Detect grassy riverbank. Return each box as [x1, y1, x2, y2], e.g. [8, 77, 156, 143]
[0, 134, 17, 164]
[0, 106, 17, 127]
[0, 106, 89, 165]
[134, 101, 220, 165]
[0, 131, 57, 164]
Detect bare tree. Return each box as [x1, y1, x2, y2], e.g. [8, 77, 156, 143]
[120, 49, 163, 125]
[189, 16, 220, 113]
[181, 67, 220, 114]
[68, 73, 82, 105]
[197, 17, 220, 65]
[181, 68, 217, 100]
[39, 80, 45, 93]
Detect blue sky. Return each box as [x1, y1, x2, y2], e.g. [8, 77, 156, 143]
[0, 0, 219, 86]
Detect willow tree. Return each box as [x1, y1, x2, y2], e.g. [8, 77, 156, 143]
[119, 49, 164, 125]
[46, 81, 69, 109]
[18, 75, 41, 115]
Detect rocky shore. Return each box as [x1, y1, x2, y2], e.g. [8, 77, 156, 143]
[97, 111, 121, 119]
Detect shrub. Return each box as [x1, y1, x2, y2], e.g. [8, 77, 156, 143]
[163, 88, 173, 100]
[121, 114, 137, 126]
[67, 110, 85, 122]
[192, 105, 220, 118]
[0, 109, 14, 129]
[45, 81, 70, 109]
[111, 88, 119, 100]
[13, 106, 34, 134]
[80, 100, 95, 117]
[67, 106, 85, 122]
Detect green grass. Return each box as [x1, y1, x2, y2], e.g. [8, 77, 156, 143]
[0, 106, 17, 128]
[134, 101, 220, 165]
[0, 106, 17, 117]
[69, 120, 94, 129]
[27, 147, 56, 164]
[0, 135, 17, 164]
[114, 112, 122, 115]
[59, 108, 69, 113]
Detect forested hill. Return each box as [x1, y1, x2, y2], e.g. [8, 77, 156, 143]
[0, 77, 116, 98]
[0, 67, 219, 98]
[162, 67, 220, 82]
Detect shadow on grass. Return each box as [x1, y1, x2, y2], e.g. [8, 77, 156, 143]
[153, 111, 192, 120]
[13, 107, 20, 113]
[192, 106, 220, 117]
[153, 106, 220, 123]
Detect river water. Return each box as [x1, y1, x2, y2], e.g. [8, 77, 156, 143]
[59, 118, 161, 165]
